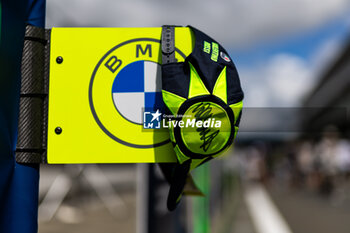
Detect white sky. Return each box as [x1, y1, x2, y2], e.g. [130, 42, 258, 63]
[46, 0, 350, 48]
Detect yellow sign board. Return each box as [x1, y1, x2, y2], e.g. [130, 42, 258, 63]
[47, 27, 194, 163]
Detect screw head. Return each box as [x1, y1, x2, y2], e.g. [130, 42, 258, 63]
[56, 56, 63, 64]
[55, 127, 62, 135]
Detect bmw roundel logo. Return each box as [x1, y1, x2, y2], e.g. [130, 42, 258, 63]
[89, 38, 186, 148]
[112, 60, 162, 125]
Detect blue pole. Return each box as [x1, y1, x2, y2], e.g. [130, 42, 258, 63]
[0, 0, 45, 232]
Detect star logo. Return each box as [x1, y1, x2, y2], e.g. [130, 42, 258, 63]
[151, 109, 162, 122]
[143, 109, 162, 129]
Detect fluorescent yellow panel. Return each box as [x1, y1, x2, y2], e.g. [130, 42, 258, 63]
[47, 27, 193, 163]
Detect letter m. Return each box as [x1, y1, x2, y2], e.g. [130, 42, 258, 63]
[136, 44, 152, 58]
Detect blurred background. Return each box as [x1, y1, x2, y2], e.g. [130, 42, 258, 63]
[40, 0, 350, 232]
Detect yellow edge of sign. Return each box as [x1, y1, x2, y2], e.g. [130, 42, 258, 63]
[47, 27, 193, 164]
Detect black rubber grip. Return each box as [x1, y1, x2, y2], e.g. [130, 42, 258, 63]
[15, 25, 50, 164]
